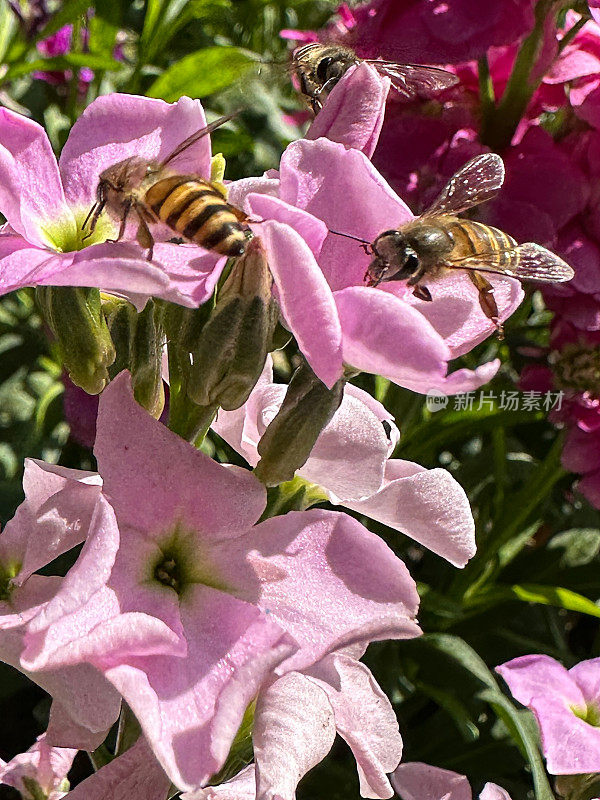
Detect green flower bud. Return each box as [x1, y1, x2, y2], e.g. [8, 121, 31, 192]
[186, 239, 279, 411]
[105, 298, 165, 418]
[36, 286, 115, 395]
[254, 359, 345, 487]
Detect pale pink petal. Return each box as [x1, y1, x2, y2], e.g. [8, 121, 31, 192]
[392, 762, 472, 800]
[247, 218, 343, 388]
[183, 764, 257, 800]
[104, 592, 294, 791]
[60, 94, 211, 208]
[0, 235, 60, 296]
[433, 360, 500, 394]
[307, 653, 402, 798]
[227, 175, 281, 209]
[217, 509, 421, 673]
[0, 733, 76, 798]
[334, 287, 452, 390]
[279, 138, 413, 291]
[0, 108, 74, 248]
[570, 658, 600, 706]
[298, 390, 391, 501]
[66, 737, 171, 800]
[1, 458, 102, 585]
[343, 460, 476, 568]
[253, 672, 336, 800]
[479, 784, 513, 800]
[247, 193, 328, 257]
[94, 372, 267, 538]
[306, 63, 390, 158]
[496, 655, 600, 774]
[395, 272, 524, 358]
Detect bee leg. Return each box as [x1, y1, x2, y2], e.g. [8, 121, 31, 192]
[468, 270, 503, 338]
[412, 284, 432, 302]
[104, 200, 132, 245]
[134, 207, 156, 261]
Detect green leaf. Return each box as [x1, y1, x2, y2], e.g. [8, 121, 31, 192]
[2, 53, 121, 81]
[549, 529, 600, 567]
[147, 46, 257, 102]
[510, 584, 600, 619]
[420, 635, 555, 800]
[478, 690, 555, 800]
[36, 0, 91, 39]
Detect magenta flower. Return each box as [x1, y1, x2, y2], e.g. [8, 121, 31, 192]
[497, 654, 600, 775]
[66, 737, 171, 800]
[232, 138, 521, 393]
[0, 459, 121, 749]
[34, 24, 94, 88]
[0, 94, 228, 310]
[0, 734, 77, 799]
[305, 62, 391, 158]
[213, 357, 476, 567]
[392, 762, 511, 800]
[21, 372, 420, 790]
[287, 0, 536, 65]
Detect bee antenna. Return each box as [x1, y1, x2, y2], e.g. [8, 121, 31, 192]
[328, 229, 371, 245]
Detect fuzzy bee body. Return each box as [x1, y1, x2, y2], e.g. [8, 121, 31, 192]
[144, 175, 246, 257]
[291, 42, 458, 113]
[84, 113, 247, 261]
[338, 153, 574, 335]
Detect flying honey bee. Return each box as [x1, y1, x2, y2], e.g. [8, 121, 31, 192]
[334, 153, 574, 335]
[291, 42, 459, 113]
[83, 113, 247, 261]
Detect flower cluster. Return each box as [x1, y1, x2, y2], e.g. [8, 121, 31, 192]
[0, 1, 597, 798]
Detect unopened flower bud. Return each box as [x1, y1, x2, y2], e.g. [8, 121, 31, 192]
[254, 359, 345, 487]
[104, 298, 165, 418]
[187, 238, 279, 411]
[36, 286, 115, 395]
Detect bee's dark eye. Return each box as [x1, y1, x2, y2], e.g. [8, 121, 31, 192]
[403, 253, 420, 274]
[316, 57, 334, 82]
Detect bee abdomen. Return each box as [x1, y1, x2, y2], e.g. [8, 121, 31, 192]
[448, 220, 517, 265]
[145, 176, 246, 257]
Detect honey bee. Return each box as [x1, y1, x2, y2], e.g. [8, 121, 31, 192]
[337, 153, 574, 334]
[83, 113, 247, 261]
[291, 42, 459, 113]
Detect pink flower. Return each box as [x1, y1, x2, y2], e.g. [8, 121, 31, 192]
[66, 737, 171, 800]
[213, 357, 476, 567]
[0, 734, 77, 800]
[0, 458, 122, 750]
[34, 24, 94, 88]
[497, 654, 600, 775]
[0, 94, 228, 310]
[591, 2, 600, 25]
[305, 62, 391, 158]
[21, 372, 420, 791]
[231, 137, 521, 393]
[186, 651, 403, 800]
[392, 762, 512, 800]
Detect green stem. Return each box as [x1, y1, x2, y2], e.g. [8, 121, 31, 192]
[451, 433, 566, 599]
[478, 54, 495, 143]
[482, 0, 557, 150]
[259, 476, 328, 520]
[115, 703, 141, 756]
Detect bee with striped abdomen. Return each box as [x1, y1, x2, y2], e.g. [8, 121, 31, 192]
[336, 153, 574, 335]
[83, 113, 247, 261]
[291, 42, 459, 113]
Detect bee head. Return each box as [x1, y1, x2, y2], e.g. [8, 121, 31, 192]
[367, 230, 420, 285]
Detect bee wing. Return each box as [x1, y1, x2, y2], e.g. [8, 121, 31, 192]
[446, 242, 574, 283]
[366, 61, 459, 98]
[161, 111, 239, 167]
[421, 153, 505, 218]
